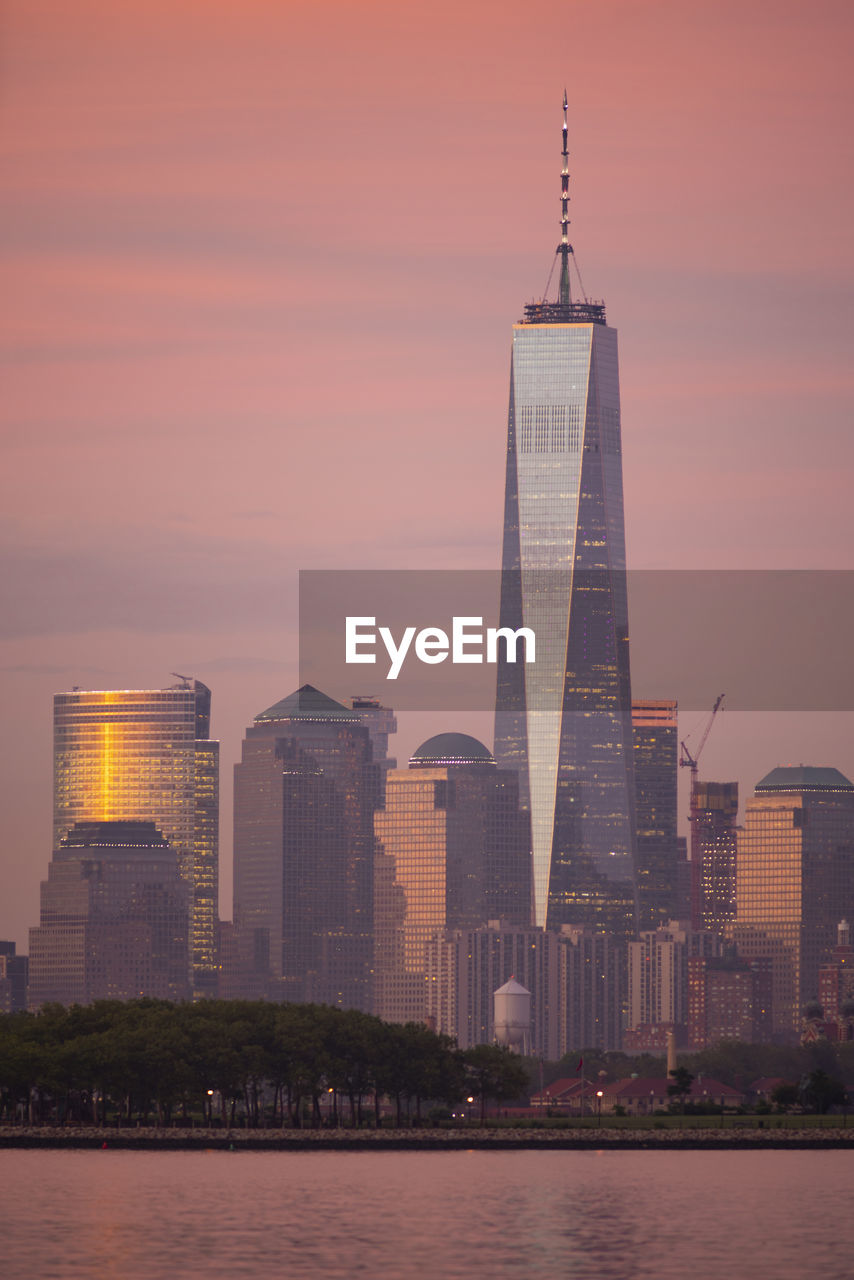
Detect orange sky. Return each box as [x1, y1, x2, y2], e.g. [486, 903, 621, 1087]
[2, 0, 853, 942]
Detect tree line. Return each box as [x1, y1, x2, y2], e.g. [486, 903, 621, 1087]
[0, 999, 529, 1128]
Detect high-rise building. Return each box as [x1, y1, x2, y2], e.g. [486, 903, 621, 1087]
[29, 820, 191, 1007]
[632, 700, 683, 929]
[494, 100, 637, 939]
[53, 681, 219, 997]
[232, 684, 378, 1010]
[425, 920, 624, 1055]
[818, 921, 854, 1032]
[557, 923, 625, 1053]
[351, 697, 398, 777]
[628, 919, 721, 1033]
[686, 952, 771, 1049]
[0, 942, 28, 1013]
[426, 923, 561, 1058]
[374, 733, 531, 1024]
[732, 767, 854, 1037]
[691, 780, 739, 933]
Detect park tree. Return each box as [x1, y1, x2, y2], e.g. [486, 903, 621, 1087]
[800, 1069, 847, 1114]
[667, 1066, 694, 1112]
[463, 1044, 529, 1124]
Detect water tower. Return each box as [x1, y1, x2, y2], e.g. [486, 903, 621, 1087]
[494, 976, 531, 1054]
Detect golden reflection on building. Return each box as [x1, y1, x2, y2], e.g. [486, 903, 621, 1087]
[53, 682, 219, 998]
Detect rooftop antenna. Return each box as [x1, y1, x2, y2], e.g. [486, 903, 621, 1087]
[558, 90, 572, 305]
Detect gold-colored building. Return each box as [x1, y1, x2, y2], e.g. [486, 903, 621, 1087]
[53, 681, 219, 998]
[374, 732, 530, 1025]
[732, 766, 854, 1036]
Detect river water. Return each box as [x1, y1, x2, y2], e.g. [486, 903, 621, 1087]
[1, 1148, 851, 1278]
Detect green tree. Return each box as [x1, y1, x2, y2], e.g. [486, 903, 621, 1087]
[463, 1044, 529, 1124]
[667, 1066, 694, 1112]
[801, 1069, 847, 1115]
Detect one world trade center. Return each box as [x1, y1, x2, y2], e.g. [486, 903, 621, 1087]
[495, 98, 638, 940]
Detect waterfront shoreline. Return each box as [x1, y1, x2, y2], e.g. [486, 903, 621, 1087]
[3, 1125, 854, 1151]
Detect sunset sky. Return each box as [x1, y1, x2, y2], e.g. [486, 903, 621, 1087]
[2, 0, 853, 944]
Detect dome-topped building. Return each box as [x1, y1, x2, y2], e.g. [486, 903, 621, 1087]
[375, 730, 532, 1026]
[409, 733, 494, 768]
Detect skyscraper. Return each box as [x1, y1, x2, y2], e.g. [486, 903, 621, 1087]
[232, 684, 378, 1010]
[53, 681, 219, 997]
[29, 820, 191, 1007]
[632, 699, 683, 929]
[691, 780, 739, 933]
[494, 99, 637, 938]
[731, 766, 854, 1036]
[373, 732, 530, 1024]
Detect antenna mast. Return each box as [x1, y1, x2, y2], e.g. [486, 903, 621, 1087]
[558, 91, 572, 305]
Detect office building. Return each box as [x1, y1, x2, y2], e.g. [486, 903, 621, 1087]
[374, 733, 531, 1024]
[628, 919, 721, 1033]
[425, 920, 624, 1055]
[632, 700, 684, 929]
[731, 767, 854, 1037]
[53, 681, 219, 997]
[0, 943, 28, 1013]
[29, 820, 191, 1007]
[494, 99, 637, 938]
[351, 697, 398, 778]
[233, 684, 379, 1010]
[425, 923, 561, 1057]
[818, 920, 854, 1032]
[557, 923, 625, 1053]
[691, 780, 739, 933]
[686, 952, 772, 1048]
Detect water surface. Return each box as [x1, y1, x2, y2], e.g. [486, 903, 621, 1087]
[1, 1148, 850, 1278]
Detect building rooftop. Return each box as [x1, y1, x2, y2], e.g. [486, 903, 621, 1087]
[755, 766, 854, 793]
[520, 300, 607, 326]
[254, 684, 360, 724]
[409, 733, 495, 767]
[61, 820, 169, 849]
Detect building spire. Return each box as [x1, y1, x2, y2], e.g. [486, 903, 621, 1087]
[558, 90, 572, 305]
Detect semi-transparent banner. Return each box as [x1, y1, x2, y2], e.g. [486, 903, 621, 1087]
[299, 570, 854, 711]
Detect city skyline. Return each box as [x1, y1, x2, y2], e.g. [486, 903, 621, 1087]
[2, 0, 853, 946]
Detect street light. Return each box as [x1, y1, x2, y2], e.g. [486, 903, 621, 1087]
[596, 1090, 603, 1127]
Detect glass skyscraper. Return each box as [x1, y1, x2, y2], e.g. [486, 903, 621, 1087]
[233, 684, 378, 1011]
[53, 681, 219, 997]
[494, 103, 637, 938]
[732, 766, 854, 1035]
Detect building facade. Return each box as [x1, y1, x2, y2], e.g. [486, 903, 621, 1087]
[425, 920, 624, 1056]
[29, 820, 191, 1007]
[374, 733, 531, 1025]
[632, 700, 684, 929]
[0, 943, 28, 1013]
[233, 684, 378, 1011]
[628, 919, 722, 1033]
[425, 924, 562, 1058]
[494, 104, 637, 939]
[686, 953, 772, 1049]
[731, 767, 854, 1037]
[53, 682, 219, 997]
[691, 780, 739, 934]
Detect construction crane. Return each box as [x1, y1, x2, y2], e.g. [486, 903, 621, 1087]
[679, 693, 725, 780]
[680, 693, 725, 870]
